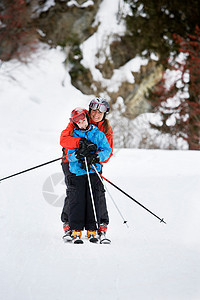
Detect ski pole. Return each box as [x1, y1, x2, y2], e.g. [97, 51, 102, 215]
[92, 164, 129, 227]
[0, 154, 72, 183]
[92, 169, 166, 224]
[85, 157, 99, 230]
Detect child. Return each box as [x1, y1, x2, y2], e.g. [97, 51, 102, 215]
[61, 97, 113, 237]
[63, 107, 112, 243]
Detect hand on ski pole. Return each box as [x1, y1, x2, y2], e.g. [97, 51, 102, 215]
[75, 138, 99, 171]
[75, 138, 97, 159]
[80, 153, 99, 171]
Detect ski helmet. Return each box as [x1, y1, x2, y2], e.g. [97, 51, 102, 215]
[89, 97, 110, 113]
[70, 108, 90, 130]
[70, 107, 87, 123]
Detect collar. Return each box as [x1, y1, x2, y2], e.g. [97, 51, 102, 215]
[90, 118, 104, 127]
[74, 124, 95, 135]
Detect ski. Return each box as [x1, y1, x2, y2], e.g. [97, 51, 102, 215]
[62, 235, 72, 243]
[62, 232, 111, 244]
[62, 232, 84, 244]
[62, 235, 84, 244]
[73, 237, 84, 244]
[62, 232, 73, 243]
[89, 236, 99, 243]
[99, 233, 111, 244]
[100, 237, 111, 244]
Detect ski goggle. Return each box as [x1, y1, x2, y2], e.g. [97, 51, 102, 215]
[89, 101, 108, 113]
[71, 111, 86, 123]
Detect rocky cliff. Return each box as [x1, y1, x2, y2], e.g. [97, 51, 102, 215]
[31, 0, 163, 119]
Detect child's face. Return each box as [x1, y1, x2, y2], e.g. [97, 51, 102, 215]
[77, 117, 88, 129]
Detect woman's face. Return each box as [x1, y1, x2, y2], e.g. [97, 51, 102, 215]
[90, 109, 104, 123]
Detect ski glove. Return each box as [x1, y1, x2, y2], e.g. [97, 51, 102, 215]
[79, 153, 100, 171]
[75, 138, 97, 159]
[81, 138, 97, 153]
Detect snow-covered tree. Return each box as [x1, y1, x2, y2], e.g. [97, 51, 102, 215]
[150, 26, 200, 150]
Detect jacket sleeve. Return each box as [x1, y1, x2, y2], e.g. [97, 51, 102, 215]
[60, 122, 81, 149]
[66, 150, 78, 162]
[103, 127, 113, 163]
[96, 131, 112, 163]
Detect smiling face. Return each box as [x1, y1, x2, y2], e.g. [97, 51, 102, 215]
[76, 117, 88, 129]
[90, 109, 104, 123]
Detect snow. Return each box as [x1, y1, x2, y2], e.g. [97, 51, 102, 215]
[81, 0, 133, 87]
[0, 145, 200, 299]
[105, 56, 149, 92]
[0, 3, 200, 299]
[67, 0, 94, 8]
[0, 51, 200, 299]
[32, 0, 56, 16]
[80, 0, 157, 94]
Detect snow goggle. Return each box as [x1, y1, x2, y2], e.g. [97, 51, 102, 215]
[71, 112, 86, 123]
[89, 101, 108, 113]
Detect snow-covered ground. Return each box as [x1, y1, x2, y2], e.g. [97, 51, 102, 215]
[0, 147, 200, 300]
[0, 47, 200, 300]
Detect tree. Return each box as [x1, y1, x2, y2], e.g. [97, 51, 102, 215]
[124, 0, 200, 63]
[150, 26, 200, 150]
[0, 0, 38, 61]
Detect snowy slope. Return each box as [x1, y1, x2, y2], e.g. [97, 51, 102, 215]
[0, 148, 200, 300]
[0, 31, 200, 300]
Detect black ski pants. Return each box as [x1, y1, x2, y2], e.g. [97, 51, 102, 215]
[61, 162, 109, 225]
[67, 173, 105, 230]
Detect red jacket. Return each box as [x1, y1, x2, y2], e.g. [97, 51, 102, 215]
[60, 116, 113, 163]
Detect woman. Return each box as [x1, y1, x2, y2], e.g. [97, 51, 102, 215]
[60, 97, 113, 237]
[63, 107, 112, 243]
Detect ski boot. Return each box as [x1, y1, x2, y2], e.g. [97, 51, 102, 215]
[72, 230, 83, 244]
[98, 223, 111, 244]
[98, 223, 107, 235]
[62, 222, 73, 242]
[87, 230, 98, 243]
